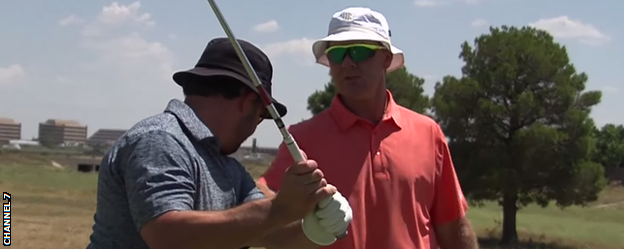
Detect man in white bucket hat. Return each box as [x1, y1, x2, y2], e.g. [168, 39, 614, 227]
[311, 7, 404, 73]
[257, 6, 479, 249]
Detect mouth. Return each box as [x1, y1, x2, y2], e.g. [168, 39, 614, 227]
[344, 76, 360, 81]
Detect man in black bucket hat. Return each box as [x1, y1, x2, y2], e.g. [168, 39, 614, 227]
[85, 37, 338, 249]
[172, 37, 287, 120]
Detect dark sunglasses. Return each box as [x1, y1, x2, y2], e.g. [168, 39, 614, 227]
[325, 44, 386, 64]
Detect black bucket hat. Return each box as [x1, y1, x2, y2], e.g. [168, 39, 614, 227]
[172, 37, 287, 118]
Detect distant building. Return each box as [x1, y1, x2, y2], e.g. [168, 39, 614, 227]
[38, 119, 88, 146]
[251, 138, 258, 153]
[0, 118, 21, 144]
[88, 129, 127, 146]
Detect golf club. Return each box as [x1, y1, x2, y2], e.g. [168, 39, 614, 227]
[205, 0, 348, 240]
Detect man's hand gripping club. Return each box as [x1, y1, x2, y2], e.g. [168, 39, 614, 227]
[272, 150, 353, 246]
[302, 189, 352, 246]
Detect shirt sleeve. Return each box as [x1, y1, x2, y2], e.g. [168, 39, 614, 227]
[232, 159, 266, 203]
[256, 141, 294, 192]
[431, 124, 469, 225]
[121, 131, 196, 232]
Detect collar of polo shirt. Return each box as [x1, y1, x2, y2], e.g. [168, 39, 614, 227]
[329, 89, 403, 132]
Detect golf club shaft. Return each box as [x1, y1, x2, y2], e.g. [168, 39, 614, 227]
[205, 0, 347, 240]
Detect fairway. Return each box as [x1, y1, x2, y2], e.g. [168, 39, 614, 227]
[1, 153, 623, 249]
[467, 199, 624, 248]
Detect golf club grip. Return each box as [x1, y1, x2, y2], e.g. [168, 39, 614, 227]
[205, 0, 347, 240]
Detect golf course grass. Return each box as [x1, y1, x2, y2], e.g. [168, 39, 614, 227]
[1, 152, 623, 249]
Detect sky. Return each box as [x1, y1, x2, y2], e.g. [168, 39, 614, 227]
[0, 0, 622, 148]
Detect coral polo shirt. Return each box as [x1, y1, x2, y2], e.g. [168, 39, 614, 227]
[257, 90, 468, 249]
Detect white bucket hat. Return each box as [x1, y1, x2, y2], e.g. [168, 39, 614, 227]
[312, 7, 405, 72]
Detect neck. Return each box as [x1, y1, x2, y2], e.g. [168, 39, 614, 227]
[339, 89, 388, 124]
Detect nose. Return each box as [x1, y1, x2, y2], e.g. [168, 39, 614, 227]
[340, 55, 357, 68]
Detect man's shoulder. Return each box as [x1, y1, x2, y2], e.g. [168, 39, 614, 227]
[396, 105, 433, 121]
[105, 113, 192, 161]
[396, 106, 445, 139]
[287, 110, 334, 135]
[123, 112, 184, 139]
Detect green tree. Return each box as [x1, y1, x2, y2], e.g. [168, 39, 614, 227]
[431, 26, 607, 245]
[306, 66, 430, 115]
[593, 123, 624, 168]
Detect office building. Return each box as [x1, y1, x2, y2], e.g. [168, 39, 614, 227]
[38, 119, 87, 146]
[88, 128, 127, 146]
[0, 118, 21, 144]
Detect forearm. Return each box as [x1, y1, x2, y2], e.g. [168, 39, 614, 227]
[141, 198, 285, 249]
[436, 217, 479, 249]
[253, 220, 319, 249]
[453, 220, 479, 249]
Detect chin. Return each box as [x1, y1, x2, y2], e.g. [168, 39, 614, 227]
[219, 144, 241, 155]
[339, 90, 373, 101]
[219, 147, 237, 155]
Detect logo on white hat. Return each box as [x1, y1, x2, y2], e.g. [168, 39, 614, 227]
[338, 12, 355, 21]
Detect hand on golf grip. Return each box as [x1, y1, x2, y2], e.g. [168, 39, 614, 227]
[302, 188, 353, 245]
[316, 191, 352, 235]
[274, 151, 336, 224]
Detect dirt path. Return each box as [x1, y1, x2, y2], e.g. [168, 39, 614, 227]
[593, 200, 624, 209]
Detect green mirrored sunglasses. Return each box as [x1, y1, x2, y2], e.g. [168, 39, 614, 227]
[324, 44, 385, 64]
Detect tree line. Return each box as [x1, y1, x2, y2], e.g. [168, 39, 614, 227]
[306, 25, 624, 245]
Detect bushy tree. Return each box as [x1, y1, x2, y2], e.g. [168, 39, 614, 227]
[593, 123, 624, 168]
[431, 26, 607, 245]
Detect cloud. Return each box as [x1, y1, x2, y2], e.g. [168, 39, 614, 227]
[58, 15, 85, 26]
[262, 38, 316, 64]
[96, 2, 154, 26]
[80, 1, 155, 37]
[253, 20, 279, 33]
[414, 0, 448, 7]
[54, 1, 178, 108]
[71, 2, 174, 82]
[80, 32, 175, 81]
[529, 16, 610, 46]
[471, 18, 488, 27]
[0, 64, 26, 86]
